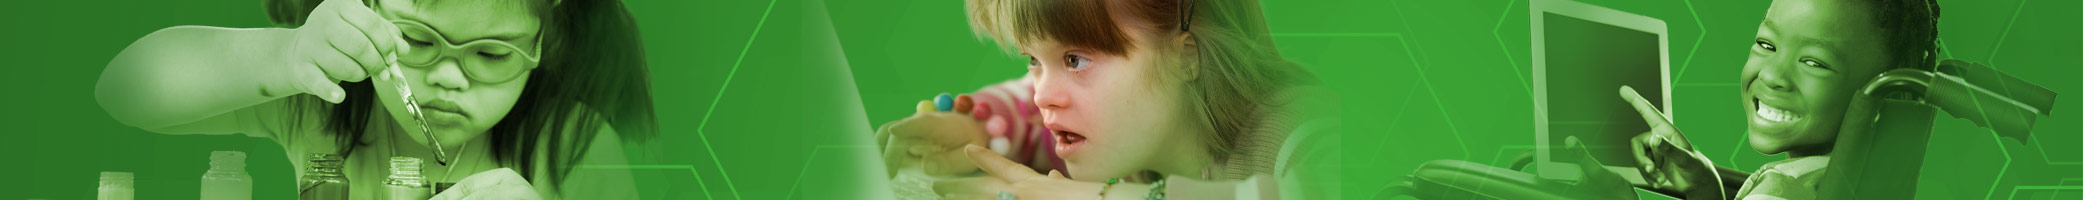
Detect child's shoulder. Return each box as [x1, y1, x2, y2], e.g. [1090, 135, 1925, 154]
[1762, 156, 1831, 178]
[1736, 156, 1832, 199]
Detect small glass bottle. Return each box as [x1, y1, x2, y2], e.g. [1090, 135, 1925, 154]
[299, 153, 350, 200]
[202, 151, 254, 200]
[382, 156, 434, 200]
[97, 171, 134, 200]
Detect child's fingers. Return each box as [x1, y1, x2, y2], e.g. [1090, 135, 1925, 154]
[309, 47, 370, 82]
[881, 135, 916, 178]
[1618, 85, 1673, 130]
[1681, 151, 1722, 193]
[878, 121, 920, 177]
[281, 61, 345, 103]
[303, 77, 346, 103]
[1620, 85, 1691, 150]
[966, 144, 1038, 182]
[892, 112, 988, 148]
[924, 149, 979, 176]
[317, 21, 388, 80]
[1631, 131, 1659, 182]
[329, 0, 401, 68]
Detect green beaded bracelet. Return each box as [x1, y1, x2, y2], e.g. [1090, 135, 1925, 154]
[1146, 178, 1167, 200]
[1099, 178, 1120, 200]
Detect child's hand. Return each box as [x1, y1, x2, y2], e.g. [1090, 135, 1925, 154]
[269, 0, 406, 103]
[430, 168, 543, 200]
[932, 145, 1101, 200]
[877, 99, 990, 178]
[1620, 86, 1724, 199]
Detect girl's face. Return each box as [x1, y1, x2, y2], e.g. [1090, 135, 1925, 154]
[1742, 0, 1893, 155]
[1025, 27, 1193, 180]
[376, 0, 541, 148]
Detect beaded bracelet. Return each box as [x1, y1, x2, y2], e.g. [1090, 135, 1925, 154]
[1145, 178, 1167, 200]
[1098, 178, 1120, 200]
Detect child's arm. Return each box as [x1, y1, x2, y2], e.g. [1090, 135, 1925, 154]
[877, 77, 1053, 177]
[95, 0, 400, 137]
[97, 26, 303, 135]
[1620, 86, 1730, 199]
[960, 77, 1064, 173]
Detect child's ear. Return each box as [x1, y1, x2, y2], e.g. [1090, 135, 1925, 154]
[1170, 33, 1200, 82]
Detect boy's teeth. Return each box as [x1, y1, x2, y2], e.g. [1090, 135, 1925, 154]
[1757, 104, 1800, 122]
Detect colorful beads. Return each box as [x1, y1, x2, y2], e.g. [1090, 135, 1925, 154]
[934, 93, 955, 111]
[954, 94, 975, 113]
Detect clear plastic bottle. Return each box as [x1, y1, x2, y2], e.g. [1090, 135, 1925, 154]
[299, 153, 350, 200]
[382, 157, 434, 200]
[202, 151, 254, 200]
[98, 171, 134, 200]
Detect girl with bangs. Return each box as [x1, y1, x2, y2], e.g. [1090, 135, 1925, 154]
[876, 0, 1340, 199]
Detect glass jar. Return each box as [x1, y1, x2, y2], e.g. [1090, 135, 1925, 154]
[98, 171, 134, 200]
[202, 151, 254, 200]
[381, 156, 433, 200]
[299, 153, 350, 200]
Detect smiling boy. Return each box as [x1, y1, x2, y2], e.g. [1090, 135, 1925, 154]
[1622, 0, 1942, 199]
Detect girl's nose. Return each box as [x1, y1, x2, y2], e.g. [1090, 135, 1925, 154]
[1033, 73, 1072, 112]
[425, 60, 469, 90]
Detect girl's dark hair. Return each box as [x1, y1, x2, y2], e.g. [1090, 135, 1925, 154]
[1859, 0, 1943, 70]
[265, 0, 658, 184]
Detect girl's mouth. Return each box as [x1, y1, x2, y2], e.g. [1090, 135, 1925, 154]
[419, 99, 470, 125]
[1054, 130, 1086, 157]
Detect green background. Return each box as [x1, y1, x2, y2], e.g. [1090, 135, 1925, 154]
[3, 0, 2077, 199]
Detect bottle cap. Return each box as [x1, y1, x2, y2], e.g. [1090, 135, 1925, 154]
[210, 151, 247, 169]
[101, 172, 134, 180]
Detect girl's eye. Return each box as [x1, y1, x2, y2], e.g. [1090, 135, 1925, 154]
[1028, 56, 1040, 66]
[477, 50, 512, 59]
[1065, 55, 1092, 70]
[1799, 58, 1830, 70]
[405, 35, 434, 46]
[1756, 39, 1777, 52]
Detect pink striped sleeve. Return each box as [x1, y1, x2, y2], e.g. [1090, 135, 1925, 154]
[966, 77, 1066, 175]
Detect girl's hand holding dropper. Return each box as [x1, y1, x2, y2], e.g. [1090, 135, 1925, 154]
[269, 0, 408, 103]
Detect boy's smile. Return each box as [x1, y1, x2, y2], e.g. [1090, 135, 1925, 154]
[1741, 0, 1894, 155]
